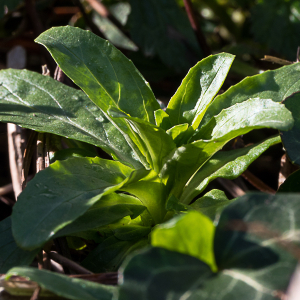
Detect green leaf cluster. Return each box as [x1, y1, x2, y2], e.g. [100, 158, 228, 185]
[0, 26, 299, 297]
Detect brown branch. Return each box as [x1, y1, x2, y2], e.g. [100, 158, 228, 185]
[216, 178, 245, 198]
[30, 286, 41, 300]
[183, 0, 211, 56]
[73, 0, 105, 38]
[241, 170, 276, 194]
[0, 196, 15, 207]
[48, 251, 93, 275]
[0, 183, 13, 196]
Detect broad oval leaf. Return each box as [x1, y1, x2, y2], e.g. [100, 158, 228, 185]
[151, 211, 217, 271]
[181, 135, 281, 204]
[166, 53, 234, 129]
[5, 267, 115, 300]
[12, 157, 133, 250]
[201, 62, 300, 128]
[35, 26, 160, 124]
[281, 92, 300, 166]
[0, 217, 39, 273]
[0, 69, 140, 168]
[118, 247, 213, 300]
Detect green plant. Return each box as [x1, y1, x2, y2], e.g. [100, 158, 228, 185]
[0, 25, 300, 277]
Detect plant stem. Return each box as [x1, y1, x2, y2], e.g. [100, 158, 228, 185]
[183, 0, 211, 56]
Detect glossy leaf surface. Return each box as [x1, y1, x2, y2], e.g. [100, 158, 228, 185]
[35, 26, 159, 124]
[118, 247, 213, 300]
[0, 217, 39, 273]
[0, 69, 140, 167]
[12, 157, 133, 250]
[182, 136, 281, 204]
[281, 92, 300, 166]
[192, 98, 293, 142]
[6, 267, 115, 300]
[201, 62, 300, 127]
[151, 211, 217, 271]
[166, 53, 234, 129]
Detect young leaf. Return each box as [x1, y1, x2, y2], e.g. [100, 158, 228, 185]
[151, 211, 217, 271]
[191, 98, 293, 142]
[109, 107, 176, 173]
[35, 26, 160, 124]
[154, 109, 172, 130]
[166, 123, 189, 146]
[201, 62, 300, 128]
[0, 69, 140, 168]
[5, 267, 115, 300]
[190, 189, 231, 221]
[0, 217, 39, 273]
[280, 92, 300, 166]
[181, 135, 281, 204]
[118, 247, 213, 300]
[53, 193, 147, 238]
[12, 157, 133, 250]
[81, 236, 148, 272]
[166, 53, 234, 129]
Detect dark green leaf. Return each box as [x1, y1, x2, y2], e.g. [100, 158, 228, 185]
[151, 211, 217, 271]
[118, 247, 213, 300]
[190, 189, 231, 221]
[12, 157, 133, 250]
[54, 193, 147, 238]
[251, 0, 300, 60]
[201, 62, 300, 128]
[213, 193, 298, 295]
[166, 53, 234, 129]
[0, 69, 140, 168]
[5, 267, 115, 300]
[277, 170, 300, 193]
[281, 92, 300, 166]
[0, 217, 39, 273]
[127, 0, 201, 71]
[181, 135, 281, 204]
[82, 236, 148, 272]
[35, 26, 160, 124]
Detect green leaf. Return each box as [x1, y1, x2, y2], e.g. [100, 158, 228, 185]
[118, 247, 213, 300]
[192, 98, 293, 142]
[127, 0, 201, 71]
[0, 217, 39, 273]
[109, 107, 176, 173]
[53, 193, 147, 238]
[166, 123, 189, 147]
[281, 92, 300, 166]
[0, 69, 140, 168]
[151, 211, 217, 271]
[5, 267, 115, 300]
[251, 0, 300, 60]
[12, 157, 133, 250]
[154, 109, 172, 130]
[161, 98, 292, 199]
[166, 53, 234, 129]
[181, 135, 281, 204]
[35, 26, 159, 124]
[277, 170, 300, 193]
[190, 189, 231, 221]
[210, 193, 299, 299]
[201, 62, 300, 128]
[82, 236, 148, 272]
[121, 170, 168, 224]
